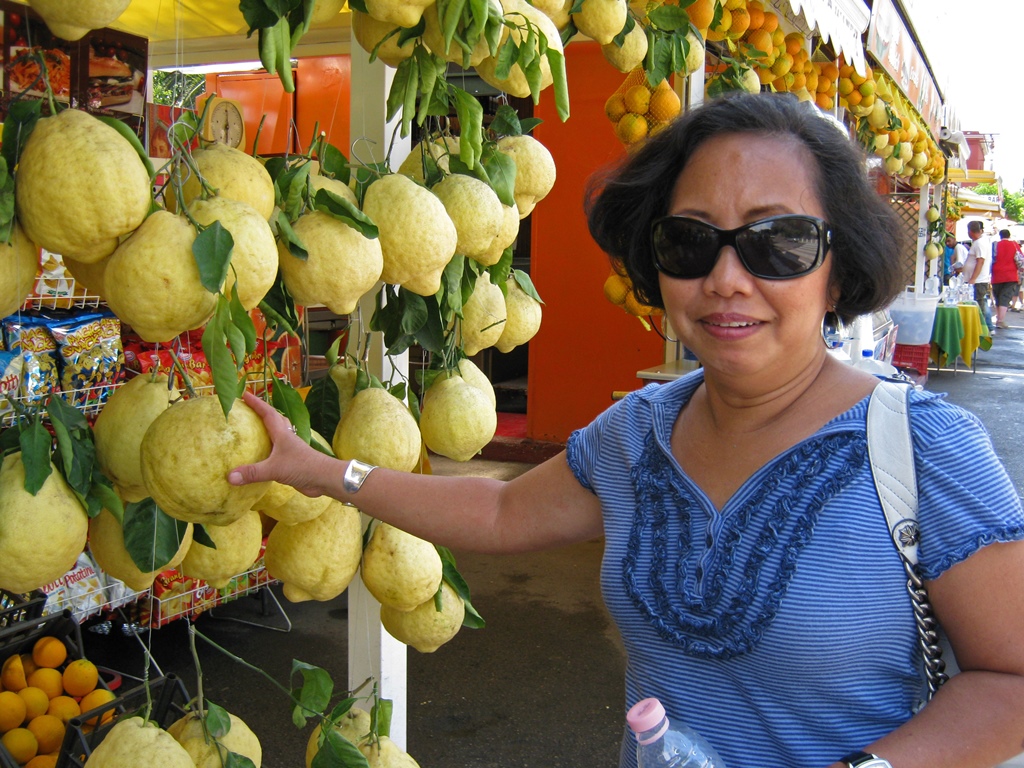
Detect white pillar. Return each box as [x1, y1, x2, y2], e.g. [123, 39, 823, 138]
[347, 48, 412, 750]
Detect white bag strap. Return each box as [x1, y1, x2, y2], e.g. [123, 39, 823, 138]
[866, 379, 920, 565]
[866, 379, 949, 698]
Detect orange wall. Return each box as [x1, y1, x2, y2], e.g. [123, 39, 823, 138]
[295, 56, 351, 158]
[528, 42, 665, 443]
[207, 71, 295, 154]
[207, 57, 350, 157]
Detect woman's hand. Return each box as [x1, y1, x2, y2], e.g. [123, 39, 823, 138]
[228, 390, 334, 498]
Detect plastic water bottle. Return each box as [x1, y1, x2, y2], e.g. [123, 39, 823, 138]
[626, 698, 727, 768]
[854, 349, 897, 377]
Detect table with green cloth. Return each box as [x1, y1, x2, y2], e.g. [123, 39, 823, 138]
[930, 302, 992, 370]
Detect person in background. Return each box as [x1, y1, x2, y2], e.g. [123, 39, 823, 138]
[230, 93, 1024, 768]
[991, 229, 1022, 329]
[963, 219, 993, 329]
[944, 231, 966, 284]
[1012, 241, 1024, 312]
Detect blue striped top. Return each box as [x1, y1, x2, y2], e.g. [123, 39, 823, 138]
[566, 370, 1024, 768]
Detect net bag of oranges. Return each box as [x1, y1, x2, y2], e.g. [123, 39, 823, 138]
[604, 68, 682, 148]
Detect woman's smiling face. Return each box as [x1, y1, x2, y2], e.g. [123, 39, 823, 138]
[659, 132, 835, 382]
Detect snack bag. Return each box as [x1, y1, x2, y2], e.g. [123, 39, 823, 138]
[40, 552, 107, 620]
[2, 315, 59, 406]
[48, 311, 125, 410]
[0, 351, 23, 425]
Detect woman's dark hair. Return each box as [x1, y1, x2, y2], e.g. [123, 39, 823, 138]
[585, 92, 907, 322]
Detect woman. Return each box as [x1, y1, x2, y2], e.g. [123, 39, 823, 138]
[230, 93, 1024, 768]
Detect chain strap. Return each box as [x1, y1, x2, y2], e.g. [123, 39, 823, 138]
[901, 557, 949, 698]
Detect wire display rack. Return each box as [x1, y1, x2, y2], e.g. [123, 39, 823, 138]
[133, 562, 277, 628]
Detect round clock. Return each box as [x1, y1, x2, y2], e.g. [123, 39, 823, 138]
[199, 95, 246, 150]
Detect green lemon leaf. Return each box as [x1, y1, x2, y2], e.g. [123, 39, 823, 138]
[398, 289, 428, 336]
[313, 189, 379, 238]
[18, 420, 53, 495]
[205, 701, 232, 738]
[225, 318, 247, 372]
[193, 524, 217, 548]
[47, 395, 93, 495]
[311, 729, 369, 768]
[202, 301, 241, 418]
[512, 269, 543, 303]
[123, 498, 192, 572]
[240, 0, 279, 32]
[263, 156, 289, 183]
[228, 287, 258, 356]
[271, 379, 312, 442]
[481, 146, 517, 207]
[559, 18, 577, 46]
[275, 210, 308, 261]
[370, 699, 393, 740]
[193, 222, 235, 293]
[452, 88, 484, 169]
[489, 104, 522, 137]
[647, 4, 690, 30]
[291, 661, 334, 727]
[416, 294, 446, 354]
[612, 12, 635, 45]
[88, 472, 122, 523]
[259, 273, 300, 335]
[0, 157, 16, 243]
[284, 160, 311, 220]
[317, 142, 349, 184]
[305, 374, 341, 442]
[224, 753, 257, 768]
[436, 545, 485, 628]
[546, 47, 570, 121]
[1, 99, 42, 173]
[385, 58, 413, 124]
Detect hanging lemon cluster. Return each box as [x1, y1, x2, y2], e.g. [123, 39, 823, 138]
[838, 60, 945, 188]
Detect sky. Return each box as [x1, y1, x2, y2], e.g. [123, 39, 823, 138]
[903, 0, 1024, 192]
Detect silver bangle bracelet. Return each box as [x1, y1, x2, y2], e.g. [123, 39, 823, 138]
[343, 459, 377, 494]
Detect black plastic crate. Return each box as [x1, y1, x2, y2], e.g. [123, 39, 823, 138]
[0, 609, 82, 665]
[0, 589, 46, 629]
[56, 674, 191, 768]
[0, 612, 88, 768]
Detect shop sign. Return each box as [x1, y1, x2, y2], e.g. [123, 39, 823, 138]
[787, 0, 870, 77]
[865, 0, 942, 134]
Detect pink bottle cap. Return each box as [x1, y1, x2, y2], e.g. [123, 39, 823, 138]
[627, 698, 669, 744]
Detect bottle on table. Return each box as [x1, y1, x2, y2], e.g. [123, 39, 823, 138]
[626, 697, 727, 768]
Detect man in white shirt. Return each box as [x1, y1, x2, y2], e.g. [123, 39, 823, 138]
[963, 220, 993, 329]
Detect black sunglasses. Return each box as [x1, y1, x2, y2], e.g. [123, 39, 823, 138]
[650, 214, 833, 280]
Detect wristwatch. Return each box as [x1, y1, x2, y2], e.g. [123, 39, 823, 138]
[841, 751, 892, 768]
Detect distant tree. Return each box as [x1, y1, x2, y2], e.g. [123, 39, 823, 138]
[152, 70, 205, 109]
[1003, 191, 1024, 222]
[972, 182, 999, 196]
